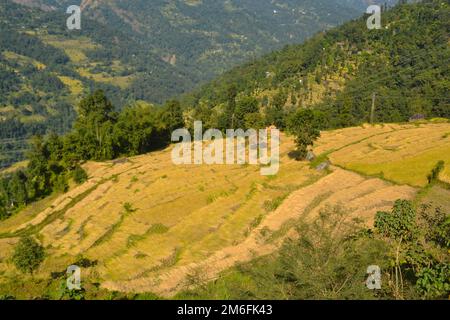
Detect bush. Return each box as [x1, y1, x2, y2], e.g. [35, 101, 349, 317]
[375, 200, 417, 241]
[416, 264, 450, 299]
[12, 236, 45, 274]
[287, 109, 321, 160]
[72, 166, 88, 184]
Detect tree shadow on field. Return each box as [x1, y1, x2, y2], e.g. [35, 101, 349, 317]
[288, 150, 303, 161]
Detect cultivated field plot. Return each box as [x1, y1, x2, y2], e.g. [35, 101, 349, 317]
[1, 122, 448, 296]
[315, 122, 450, 187]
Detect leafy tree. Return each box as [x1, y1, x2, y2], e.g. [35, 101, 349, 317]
[26, 135, 51, 199]
[113, 103, 159, 155]
[234, 96, 259, 129]
[72, 166, 88, 185]
[375, 200, 450, 299]
[266, 97, 286, 129]
[161, 100, 184, 133]
[287, 109, 321, 159]
[74, 90, 117, 161]
[375, 200, 417, 241]
[7, 171, 28, 207]
[12, 236, 45, 274]
[244, 113, 265, 130]
[0, 195, 9, 220]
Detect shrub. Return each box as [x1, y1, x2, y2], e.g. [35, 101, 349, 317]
[12, 236, 45, 274]
[72, 165, 88, 184]
[375, 200, 417, 241]
[416, 264, 450, 299]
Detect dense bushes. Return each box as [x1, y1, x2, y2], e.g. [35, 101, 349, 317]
[12, 236, 45, 275]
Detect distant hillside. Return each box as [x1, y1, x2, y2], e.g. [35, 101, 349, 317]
[183, 0, 449, 129]
[0, 0, 380, 168]
[0, 0, 192, 167]
[13, 0, 368, 81]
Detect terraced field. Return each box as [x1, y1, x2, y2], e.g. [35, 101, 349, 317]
[315, 122, 450, 187]
[0, 122, 449, 297]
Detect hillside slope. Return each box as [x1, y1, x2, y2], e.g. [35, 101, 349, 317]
[0, 0, 190, 167]
[14, 0, 370, 79]
[0, 121, 448, 298]
[183, 1, 449, 129]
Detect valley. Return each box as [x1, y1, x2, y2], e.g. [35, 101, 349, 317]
[0, 0, 449, 301]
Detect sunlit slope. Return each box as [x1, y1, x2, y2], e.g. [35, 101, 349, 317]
[2, 122, 450, 296]
[314, 122, 450, 187]
[0, 137, 321, 281]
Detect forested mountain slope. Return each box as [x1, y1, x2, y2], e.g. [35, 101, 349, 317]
[13, 0, 372, 81]
[0, 0, 190, 167]
[183, 0, 449, 130]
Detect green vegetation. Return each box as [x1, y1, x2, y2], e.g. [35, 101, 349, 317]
[178, 200, 449, 300]
[427, 161, 445, 184]
[183, 1, 449, 131]
[287, 109, 323, 159]
[72, 166, 88, 184]
[12, 236, 45, 274]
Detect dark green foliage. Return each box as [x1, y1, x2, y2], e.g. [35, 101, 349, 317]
[419, 203, 450, 248]
[72, 90, 117, 161]
[375, 199, 417, 241]
[234, 97, 259, 129]
[161, 100, 185, 134]
[12, 236, 45, 274]
[7, 171, 29, 207]
[374, 200, 450, 299]
[416, 264, 450, 299]
[0, 194, 9, 220]
[72, 166, 88, 185]
[287, 109, 321, 159]
[184, 1, 449, 130]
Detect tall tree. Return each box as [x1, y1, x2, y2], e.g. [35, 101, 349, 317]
[287, 109, 321, 160]
[12, 236, 45, 275]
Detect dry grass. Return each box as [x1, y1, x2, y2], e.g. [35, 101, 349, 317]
[57, 76, 84, 96]
[1, 122, 447, 295]
[315, 123, 450, 187]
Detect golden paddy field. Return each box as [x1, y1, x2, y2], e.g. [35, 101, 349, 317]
[0, 122, 448, 297]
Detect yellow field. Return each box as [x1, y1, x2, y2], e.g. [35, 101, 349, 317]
[2, 51, 46, 70]
[41, 36, 100, 63]
[76, 67, 133, 89]
[1, 122, 449, 297]
[58, 76, 84, 96]
[315, 122, 450, 187]
[40, 35, 134, 89]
